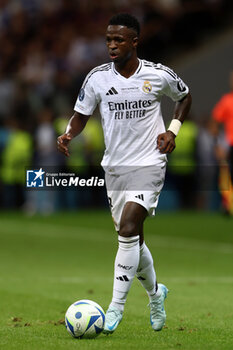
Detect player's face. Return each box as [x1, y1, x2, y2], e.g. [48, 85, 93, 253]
[106, 25, 138, 64]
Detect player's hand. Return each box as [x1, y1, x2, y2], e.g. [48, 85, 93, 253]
[57, 133, 72, 157]
[157, 131, 176, 154]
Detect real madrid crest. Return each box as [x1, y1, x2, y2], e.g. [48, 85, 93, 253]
[142, 81, 152, 93]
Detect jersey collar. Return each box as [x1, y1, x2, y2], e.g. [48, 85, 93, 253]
[112, 59, 142, 79]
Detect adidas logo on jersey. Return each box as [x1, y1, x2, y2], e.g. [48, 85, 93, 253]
[135, 194, 144, 201]
[106, 87, 118, 95]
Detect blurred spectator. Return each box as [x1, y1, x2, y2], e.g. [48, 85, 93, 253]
[23, 107, 59, 215]
[167, 119, 198, 209]
[212, 71, 233, 182]
[212, 71, 233, 214]
[215, 132, 233, 215]
[0, 68, 16, 119]
[34, 107, 58, 166]
[196, 117, 219, 210]
[0, 118, 33, 208]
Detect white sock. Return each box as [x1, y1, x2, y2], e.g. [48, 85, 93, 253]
[136, 242, 158, 301]
[110, 235, 140, 312]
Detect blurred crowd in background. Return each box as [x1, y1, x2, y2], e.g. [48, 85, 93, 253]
[0, 0, 233, 214]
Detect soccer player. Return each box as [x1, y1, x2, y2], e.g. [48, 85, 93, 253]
[57, 13, 192, 333]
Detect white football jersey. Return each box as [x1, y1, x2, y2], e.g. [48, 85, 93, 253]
[74, 59, 189, 171]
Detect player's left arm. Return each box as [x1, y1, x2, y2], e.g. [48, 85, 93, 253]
[157, 92, 192, 154]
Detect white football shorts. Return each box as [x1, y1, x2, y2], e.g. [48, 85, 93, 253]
[105, 165, 166, 231]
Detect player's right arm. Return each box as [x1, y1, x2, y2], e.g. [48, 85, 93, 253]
[57, 65, 99, 157]
[57, 112, 91, 157]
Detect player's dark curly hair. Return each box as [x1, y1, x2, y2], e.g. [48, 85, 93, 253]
[108, 13, 140, 36]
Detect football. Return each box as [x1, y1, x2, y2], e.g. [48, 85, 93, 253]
[65, 299, 105, 338]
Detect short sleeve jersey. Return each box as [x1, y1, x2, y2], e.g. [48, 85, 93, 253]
[74, 59, 189, 168]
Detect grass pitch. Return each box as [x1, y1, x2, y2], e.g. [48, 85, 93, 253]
[0, 209, 232, 350]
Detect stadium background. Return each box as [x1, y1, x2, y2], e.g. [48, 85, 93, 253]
[0, 2, 233, 350]
[0, 0, 233, 213]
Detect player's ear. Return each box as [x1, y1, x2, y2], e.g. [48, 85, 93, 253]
[132, 36, 139, 49]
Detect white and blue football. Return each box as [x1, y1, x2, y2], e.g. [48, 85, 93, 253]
[65, 299, 105, 339]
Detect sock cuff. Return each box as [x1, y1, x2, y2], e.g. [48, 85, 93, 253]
[118, 235, 140, 249]
[118, 235, 140, 243]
